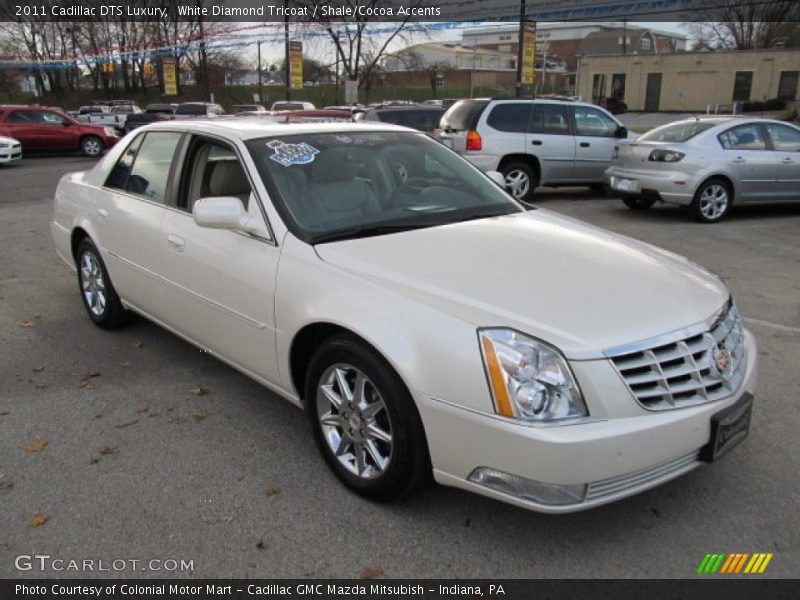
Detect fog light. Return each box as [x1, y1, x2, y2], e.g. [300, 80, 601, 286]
[468, 467, 587, 506]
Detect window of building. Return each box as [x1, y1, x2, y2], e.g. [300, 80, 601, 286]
[640, 36, 651, 51]
[732, 71, 753, 102]
[611, 73, 626, 100]
[592, 74, 606, 104]
[778, 71, 799, 101]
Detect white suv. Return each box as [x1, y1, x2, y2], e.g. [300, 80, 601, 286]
[438, 98, 630, 201]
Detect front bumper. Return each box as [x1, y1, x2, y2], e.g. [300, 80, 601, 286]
[419, 329, 757, 513]
[606, 167, 697, 206]
[0, 147, 22, 163]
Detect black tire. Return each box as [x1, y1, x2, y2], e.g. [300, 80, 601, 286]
[622, 195, 656, 210]
[690, 178, 732, 223]
[305, 335, 430, 501]
[75, 238, 130, 329]
[500, 161, 538, 203]
[588, 183, 607, 195]
[80, 136, 104, 158]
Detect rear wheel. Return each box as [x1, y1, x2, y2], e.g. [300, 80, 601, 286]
[500, 162, 537, 203]
[622, 196, 656, 210]
[306, 335, 430, 501]
[81, 136, 104, 157]
[75, 238, 130, 329]
[691, 178, 731, 223]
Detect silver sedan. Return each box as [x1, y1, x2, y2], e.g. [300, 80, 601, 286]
[605, 117, 800, 222]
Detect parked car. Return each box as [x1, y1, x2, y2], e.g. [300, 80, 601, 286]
[123, 103, 176, 133]
[236, 109, 353, 123]
[437, 98, 630, 201]
[606, 117, 800, 222]
[358, 105, 446, 134]
[0, 105, 119, 157]
[232, 104, 268, 114]
[0, 134, 22, 165]
[271, 101, 315, 111]
[423, 98, 460, 109]
[75, 105, 126, 129]
[173, 102, 225, 119]
[52, 119, 756, 513]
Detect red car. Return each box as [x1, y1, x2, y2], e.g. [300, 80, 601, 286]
[0, 105, 119, 157]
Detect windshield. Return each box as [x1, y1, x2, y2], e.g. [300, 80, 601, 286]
[246, 131, 522, 243]
[638, 120, 718, 143]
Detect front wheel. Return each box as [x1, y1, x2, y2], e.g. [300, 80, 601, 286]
[306, 335, 430, 501]
[81, 136, 104, 157]
[500, 162, 537, 203]
[75, 238, 130, 329]
[622, 196, 656, 210]
[691, 178, 732, 223]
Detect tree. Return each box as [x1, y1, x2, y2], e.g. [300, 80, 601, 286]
[685, 0, 800, 50]
[278, 56, 333, 84]
[398, 49, 454, 97]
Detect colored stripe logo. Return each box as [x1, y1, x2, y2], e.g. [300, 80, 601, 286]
[697, 552, 773, 574]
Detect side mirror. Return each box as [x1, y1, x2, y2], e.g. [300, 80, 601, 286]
[486, 170, 506, 188]
[615, 125, 628, 139]
[193, 197, 259, 234]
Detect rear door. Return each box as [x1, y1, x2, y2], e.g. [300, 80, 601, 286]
[2, 110, 43, 148]
[763, 122, 800, 200]
[571, 105, 620, 182]
[717, 123, 778, 202]
[527, 103, 575, 183]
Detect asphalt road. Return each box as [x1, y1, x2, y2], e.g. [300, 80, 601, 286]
[1, 155, 798, 579]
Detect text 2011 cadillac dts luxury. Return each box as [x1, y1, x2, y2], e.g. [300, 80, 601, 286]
[51, 120, 757, 513]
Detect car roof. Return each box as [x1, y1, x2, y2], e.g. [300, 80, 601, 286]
[140, 119, 412, 140]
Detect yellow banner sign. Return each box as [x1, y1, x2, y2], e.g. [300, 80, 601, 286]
[289, 41, 303, 90]
[521, 21, 536, 86]
[163, 58, 178, 96]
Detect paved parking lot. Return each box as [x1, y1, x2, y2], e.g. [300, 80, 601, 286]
[1, 155, 798, 579]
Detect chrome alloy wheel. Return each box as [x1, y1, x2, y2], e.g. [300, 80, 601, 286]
[699, 183, 729, 220]
[83, 138, 102, 156]
[504, 169, 531, 199]
[79, 251, 106, 317]
[316, 364, 393, 479]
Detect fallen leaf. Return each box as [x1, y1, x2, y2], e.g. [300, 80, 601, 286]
[135, 405, 149, 416]
[131, 341, 144, 349]
[190, 414, 206, 423]
[115, 420, 138, 429]
[20, 320, 36, 329]
[265, 487, 281, 498]
[79, 382, 95, 390]
[0, 411, 9, 416]
[24, 438, 48, 453]
[34, 382, 50, 390]
[98, 445, 118, 455]
[256, 540, 265, 550]
[89, 458, 100, 465]
[0, 474, 12, 490]
[32, 365, 45, 373]
[360, 566, 384, 579]
[81, 370, 101, 380]
[27, 513, 49, 527]
[188, 386, 208, 396]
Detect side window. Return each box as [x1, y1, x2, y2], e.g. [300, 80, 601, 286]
[765, 123, 800, 152]
[528, 105, 570, 135]
[105, 134, 145, 190]
[6, 110, 37, 124]
[377, 111, 403, 125]
[125, 132, 183, 204]
[180, 139, 252, 213]
[718, 125, 768, 151]
[486, 103, 530, 133]
[573, 106, 618, 137]
[38, 111, 68, 125]
[403, 110, 442, 131]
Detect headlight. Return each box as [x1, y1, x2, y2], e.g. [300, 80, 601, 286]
[104, 127, 118, 137]
[649, 148, 684, 162]
[479, 329, 587, 422]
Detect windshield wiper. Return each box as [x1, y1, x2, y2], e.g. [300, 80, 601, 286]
[311, 222, 438, 244]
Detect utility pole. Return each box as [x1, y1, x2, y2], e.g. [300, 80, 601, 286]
[470, 41, 477, 98]
[67, 25, 81, 102]
[622, 19, 628, 55]
[515, 0, 526, 97]
[334, 32, 340, 105]
[257, 40, 263, 105]
[284, 0, 290, 101]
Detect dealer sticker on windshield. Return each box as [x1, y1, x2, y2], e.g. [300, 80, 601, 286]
[267, 140, 319, 167]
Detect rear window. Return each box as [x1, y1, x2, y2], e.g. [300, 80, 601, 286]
[175, 104, 207, 116]
[639, 121, 718, 143]
[440, 99, 488, 131]
[273, 102, 305, 111]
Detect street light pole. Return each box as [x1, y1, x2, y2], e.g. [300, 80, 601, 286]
[284, 1, 290, 101]
[334, 32, 340, 105]
[515, 0, 526, 97]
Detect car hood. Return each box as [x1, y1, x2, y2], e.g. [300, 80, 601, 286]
[314, 210, 729, 359]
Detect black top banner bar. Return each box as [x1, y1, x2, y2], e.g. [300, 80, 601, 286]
[0, 0, 782, 23]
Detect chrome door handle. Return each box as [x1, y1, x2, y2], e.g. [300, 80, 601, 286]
[167, 234, 185, 252]
[731, 157, 746, 164]
[97, 208, 108, 218]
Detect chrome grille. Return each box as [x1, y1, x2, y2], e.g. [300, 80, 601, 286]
[586, 452, 700, 502]
[608, 302, 746, 410]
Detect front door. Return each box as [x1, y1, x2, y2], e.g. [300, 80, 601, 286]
[717, 123, 778, 202]
[764, 122, 800, 200]
[157, 136, 280, 382]
[645, 73, 662, 112]
[571, 105, 620, 182]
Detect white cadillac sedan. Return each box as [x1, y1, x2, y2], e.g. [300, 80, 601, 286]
[0, 134, 22, 164]
[52, 120, 757, 513]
